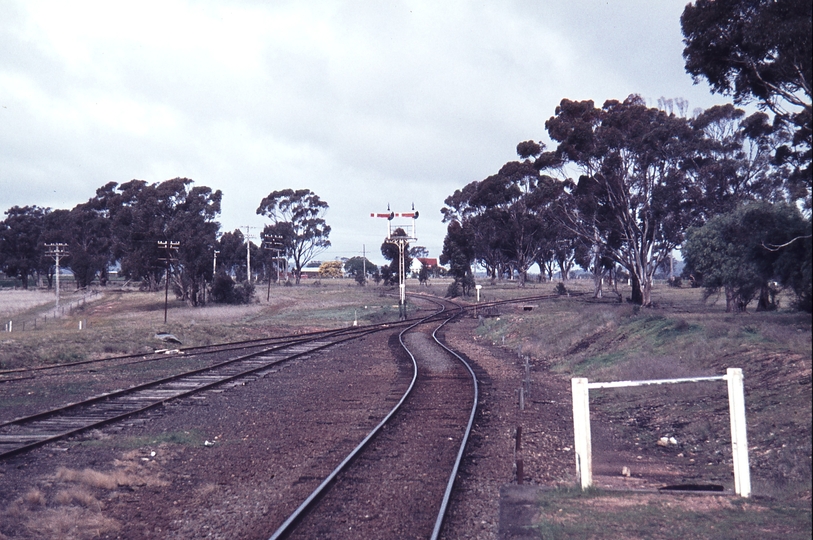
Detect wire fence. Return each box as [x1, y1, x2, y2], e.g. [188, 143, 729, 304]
[2, 291, 100, 333]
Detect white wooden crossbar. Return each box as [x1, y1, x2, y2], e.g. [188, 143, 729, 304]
[571, 368, 751, 497]
[587, 375, 725, 389]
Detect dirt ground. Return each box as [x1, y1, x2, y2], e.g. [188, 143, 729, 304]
[0, 300, 809, 539]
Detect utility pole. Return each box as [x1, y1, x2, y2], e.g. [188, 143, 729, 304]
[158, 241, 179, 324]
[262, 234, 284, 301]
[45, 243, 69, 310]
[362, 244, 366, 285]
[242, 226, 257, 283]
[213, 250, 220, 277]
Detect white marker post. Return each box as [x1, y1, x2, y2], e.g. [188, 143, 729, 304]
[727, 368, 751, 498]
[570, 369, 751, 497]
[571, 377, 592, 490]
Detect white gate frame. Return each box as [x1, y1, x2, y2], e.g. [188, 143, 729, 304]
[571, 367, 751, 497]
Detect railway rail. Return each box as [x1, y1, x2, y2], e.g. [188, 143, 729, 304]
[0, 292, 571, 456]
[0, 324, 393, 461]
[267, 295, 479, 540]
[0, 291, 582, 536]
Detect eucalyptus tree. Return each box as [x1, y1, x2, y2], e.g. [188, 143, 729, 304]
[215, 229, 247, 280]
[380, 228, 413, 286]
[104, 178, 222, 303]
[0, 206, 48, 289]
[690, 104, 794, 216]
[440, 220, 476, 297]
[682, 0, 812, 208]
[257, 189, 331, 285]
[344, 256, 378, 285]
[442, 182, 505, 280]
[65, 196, 114, 288]
[539, 95, 703, 306]
[442, 156, 550, 286]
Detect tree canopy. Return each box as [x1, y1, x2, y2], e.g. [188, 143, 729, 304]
[257, 189, 331, 285]
[681, 0, 812, 208]
[538, 95, 703, 306]
[0, 206, 48, 289]
[682, 201, 811, 312]
[380, 228, 413, 286]
[344, 256, 378, 285]
[0, 179, 221, 305]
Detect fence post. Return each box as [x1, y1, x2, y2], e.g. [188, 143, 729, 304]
[571, 377, 592, 490]
[726, 368, 751, 497]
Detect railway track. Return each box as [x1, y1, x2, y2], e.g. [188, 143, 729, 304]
[0, 290, 594, 539]
[0, 292, 568, 460]
[0, 325, 390, 461]
[268, 296, 479, 540]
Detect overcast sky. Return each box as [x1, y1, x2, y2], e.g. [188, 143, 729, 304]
[1, 0, 733, 265]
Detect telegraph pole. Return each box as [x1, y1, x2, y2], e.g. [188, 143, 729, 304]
[45, 243, 69, 310]
[158, 241, 179, 324]
[262, 234, 284, 301]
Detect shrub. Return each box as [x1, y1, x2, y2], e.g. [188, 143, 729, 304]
[211, 273, 255, 304]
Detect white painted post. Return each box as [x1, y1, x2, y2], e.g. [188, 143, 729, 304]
[726, 368, 751, 498]
[571, 377, 592, 490]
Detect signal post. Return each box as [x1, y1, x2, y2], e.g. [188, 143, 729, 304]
[372, 205, 418, 320]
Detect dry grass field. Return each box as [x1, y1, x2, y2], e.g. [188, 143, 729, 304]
[0, 290, 58, 319]
[0, 280, 425, 369]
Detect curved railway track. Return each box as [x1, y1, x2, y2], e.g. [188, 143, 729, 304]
[0, 291, 582, 537]
[268, 295, 479, 540]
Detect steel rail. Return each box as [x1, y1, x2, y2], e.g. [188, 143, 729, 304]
[427, 299, 479, 540]
[0, 323, 390, 377]
[0, 327, 368, 383]
[267, 298, 449, 540]
[0, 291, 573, 378]
[0, 326, 384, 461]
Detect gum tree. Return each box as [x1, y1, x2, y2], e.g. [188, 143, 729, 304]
[683, 201, 812, 312]
[539, 95, 703, 306]
[257, 189, 331, 285]
[0, 206, 48, 289]
[682, 0, 812, 208]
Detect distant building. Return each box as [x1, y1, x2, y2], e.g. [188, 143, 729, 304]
[411, 257, 439, 276]
[299, 261, 322, 279]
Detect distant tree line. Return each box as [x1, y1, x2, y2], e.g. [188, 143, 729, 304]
[441, 0, 810, 312]
[0, 181, 334, 305]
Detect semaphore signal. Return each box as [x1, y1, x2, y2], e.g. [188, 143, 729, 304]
[372, 204, 419, 320]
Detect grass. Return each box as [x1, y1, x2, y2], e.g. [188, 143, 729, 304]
[0, 281, 407, 370]
[533, 488, 811, 540]
[1, 277, 809, 537]
[474, 278, 811, 534]
[1, 448, 167, 539]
